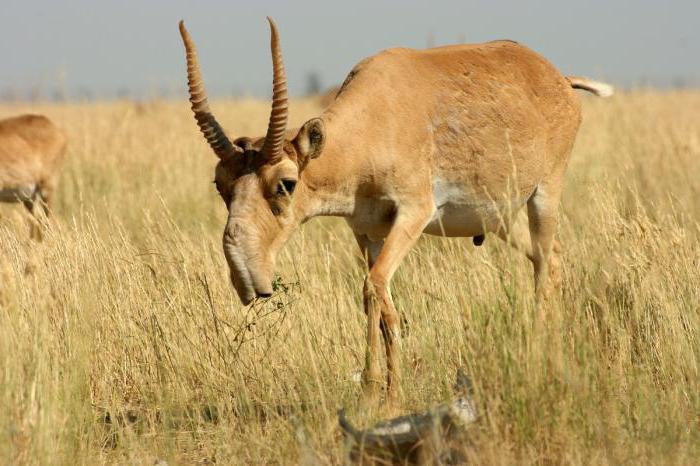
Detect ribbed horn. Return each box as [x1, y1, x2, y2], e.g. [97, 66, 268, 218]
[261, 17, 289, 164]
[179, 20, 242, 161]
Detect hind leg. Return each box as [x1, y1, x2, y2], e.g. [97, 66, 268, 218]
[23, 197, 41, 240]
[495, 210, 562, 274]
[37, 181, 54, 219]
[526, 184, 563, 301]
[23, 200, 39, 240]
[23, 190, 49, 241]
[495, 210, 534, 260]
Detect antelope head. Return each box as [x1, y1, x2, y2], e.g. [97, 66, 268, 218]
[179, 18, 325, 304]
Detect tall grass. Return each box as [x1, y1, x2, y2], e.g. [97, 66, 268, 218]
[1, 92, 698, 465]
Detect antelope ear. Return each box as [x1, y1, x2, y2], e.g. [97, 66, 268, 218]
[294, 118, 325, 162]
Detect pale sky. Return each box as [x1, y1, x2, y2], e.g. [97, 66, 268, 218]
[1, 0, 698, 100]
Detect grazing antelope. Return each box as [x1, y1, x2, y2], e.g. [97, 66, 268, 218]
[0, 114, 67, 239]
[178, 19, 612, 401]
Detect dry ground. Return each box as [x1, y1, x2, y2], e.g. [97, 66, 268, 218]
[1, 91, 699, 465]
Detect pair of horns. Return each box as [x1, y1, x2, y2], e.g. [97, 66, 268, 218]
[179, 17, 288, 163]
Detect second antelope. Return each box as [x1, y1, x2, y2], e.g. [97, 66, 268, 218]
[179, 18, 612, 401]
[0, 114, 67, 239]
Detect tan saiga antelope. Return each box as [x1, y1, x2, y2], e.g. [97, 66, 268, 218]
[0, 114, 67, 239]
[178, 18, 612, 400]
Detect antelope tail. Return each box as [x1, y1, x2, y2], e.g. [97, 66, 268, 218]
[566, 76, 614, 97]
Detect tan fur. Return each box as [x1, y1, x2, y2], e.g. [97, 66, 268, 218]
[317, 85, 341, 108]
[181, 24, 612, 402]
[0, 114, 67, 238]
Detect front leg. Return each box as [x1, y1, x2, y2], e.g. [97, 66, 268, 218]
[353, 233, 383, 270]
[361, 203, 434, 403]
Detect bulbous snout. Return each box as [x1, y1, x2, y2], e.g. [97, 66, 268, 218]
[222, 221, 274, 305]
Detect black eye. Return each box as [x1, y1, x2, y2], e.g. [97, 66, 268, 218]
[309, 128, 322, 145]
[276, 179, 296, 196]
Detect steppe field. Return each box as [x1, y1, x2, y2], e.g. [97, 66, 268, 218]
[1, 91, 699, 465]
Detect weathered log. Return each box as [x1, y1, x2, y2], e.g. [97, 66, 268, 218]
[339, 370, 478, 465]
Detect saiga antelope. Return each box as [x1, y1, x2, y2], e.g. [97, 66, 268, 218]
[0, 114, 67, 239]
[178, 19, 612, 401]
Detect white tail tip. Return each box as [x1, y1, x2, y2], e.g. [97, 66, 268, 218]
[567, 76, 615, 98]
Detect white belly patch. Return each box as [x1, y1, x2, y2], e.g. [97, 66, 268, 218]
[424, 178, 530, 237]
[0, 185, 36, 203]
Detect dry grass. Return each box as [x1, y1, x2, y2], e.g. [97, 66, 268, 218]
[0, 91, 698, 465]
